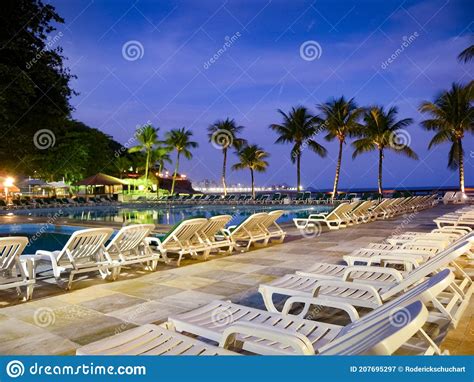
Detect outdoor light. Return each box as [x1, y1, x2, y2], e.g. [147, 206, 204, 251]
[4, 177, 14, 187]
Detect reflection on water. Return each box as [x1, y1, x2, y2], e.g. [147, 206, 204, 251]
[24, 205, 331, 226]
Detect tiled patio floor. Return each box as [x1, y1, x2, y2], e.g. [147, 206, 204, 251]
[0, 204, 472, 355]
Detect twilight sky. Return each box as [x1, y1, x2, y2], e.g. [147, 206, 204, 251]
[49, 0, 473, 190]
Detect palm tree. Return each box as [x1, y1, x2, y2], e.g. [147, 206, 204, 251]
[165, 127, 198, 195]
[317, 96, 364, 197]
[419, 82, 474, 193]
[269, 107, 327, 191]
[128, 124, 159, 187]
[458, 44, 474, 63]
[232, 144, 269, 199]
[150, 146, 172, 195]
[352, 106, 418, 194]
[207, 118, 247, 196]
[113, 156, 130, 179]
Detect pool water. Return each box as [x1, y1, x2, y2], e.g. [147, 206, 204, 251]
[0, 224, 86, 253]
[8, 204, 331, 226]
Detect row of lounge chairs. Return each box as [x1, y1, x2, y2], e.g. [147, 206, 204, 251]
[435, 205, 474, 228]
[2, 196, 117, 210]
[143, 192, 438, 206]
[442, 191, 474, 205]
[294, 195, 436, 230]
[76, 210, 473, 356]
[0, 211, 287, 295]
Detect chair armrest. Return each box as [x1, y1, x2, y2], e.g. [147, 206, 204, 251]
[281, 295, 360, 322]
[311, 279, 383, 306]
[308, 213, 326, 218]
[342, 266, 404, 282]
[219, 321, 315, 355]
[145, 237, 162, 246]
[368, 255, 420, 270]
[31, 250, 58, 261]
[220, 228, 232, 237]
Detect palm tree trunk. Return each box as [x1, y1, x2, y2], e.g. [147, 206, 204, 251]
[250, 168, 255, 199]
[296, 153, 301, 191]
[145, 149, 150, 188]
[332, 139, 343, 197]
[171, 153, 180, 195]
[156, 164, 162, 196]
[378, 148, 383, 195]
[458, 139, 465, 193]
[222, 148, 227, 196]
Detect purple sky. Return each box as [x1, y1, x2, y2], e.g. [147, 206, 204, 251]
[49, 0, 473, 189]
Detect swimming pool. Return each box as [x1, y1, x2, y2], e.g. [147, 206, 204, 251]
[6, 204, 331, 226]
[0, 224, 86, 253]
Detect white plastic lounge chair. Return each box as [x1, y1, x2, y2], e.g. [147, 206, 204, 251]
[23, 228, 115, 289]
[258, 240, 471, 326]
[386, 226, 472, 246]
[78, 300, 431, 356]
[0, 237, 35, 300]
[260, 210, 286, 243]
[146, 218, 209, 266]
[168, 271, 453, 355]
[346, 200, 377, 224]
[343, 241, 443, 266]
[76, 324, 237, 355]
[434, 214, 474, 228]
[105, 224, 162, 278]
[293, 202, 354, 231]
[219, 212, 270, 250]
[198, 215, 234, 254]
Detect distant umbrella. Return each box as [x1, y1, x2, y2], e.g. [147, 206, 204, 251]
[47, 181, 70, 188]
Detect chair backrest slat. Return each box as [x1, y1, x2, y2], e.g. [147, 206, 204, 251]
[57, 228, 113, 264]
[107, 224, 155, 253]
[0, 237, 28, 271]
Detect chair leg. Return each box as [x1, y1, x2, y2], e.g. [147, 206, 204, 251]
[66, 273, 75, 290]
[177, 252, 183, 267]
[26, 283, 34, 300]
[259, 288, 279, 312]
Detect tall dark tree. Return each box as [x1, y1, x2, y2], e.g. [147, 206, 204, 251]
[458, 44, 474, 63]
[207, 118, 246, 195]
[0, 0, 75, 172]
[317, 97, 363, 197]
[165, 128, 198, 195]
[419, 82, 474, 193]
[232, 145, 269, 199]
[269, 107, 327, 191]
[352, 106, 418, 194]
